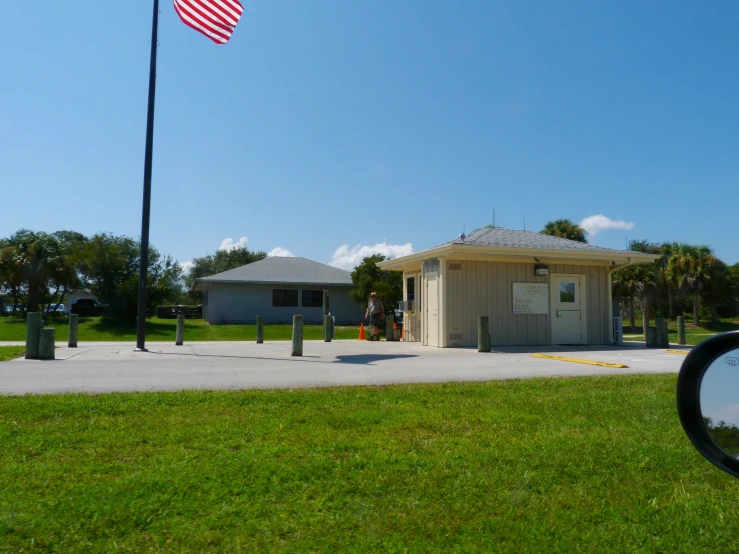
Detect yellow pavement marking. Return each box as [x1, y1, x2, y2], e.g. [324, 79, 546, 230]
[530, 353, 629, 369]
[665, 349, 689, 355]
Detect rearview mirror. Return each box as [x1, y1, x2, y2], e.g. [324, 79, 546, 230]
[677, 332, 739, 479]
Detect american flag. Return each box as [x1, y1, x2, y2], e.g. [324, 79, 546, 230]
[173, 0, 244, 44]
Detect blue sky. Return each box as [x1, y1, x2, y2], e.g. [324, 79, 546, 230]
[700, 348, 739, 428]
[2, 1, 737, 271]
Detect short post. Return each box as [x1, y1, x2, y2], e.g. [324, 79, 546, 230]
[646, 327, 657, 348]
[478, 316, 490, 352]
[292, 314, 303, 356]
[642, 316, 649, 345]
[256, 315, 264, 344]
[322, 290, 329, 336]
[385, 314, 395, 341]
[39, 328, 55, 360]
[655, 317, 667, 348]
[662, 318, 670, 347]
[175, 314, 185, 346]
[324, 315, 332, 342]
[25, 312, 43, 359]
[677, 316, 686, 345]
[68, 314, 79, 348]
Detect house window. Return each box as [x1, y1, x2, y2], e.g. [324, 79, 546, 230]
[302, 290, 324, 308]
[560, 282, 576, 303]
[273, 289, 298, 307]
[407, 277, 415, 302]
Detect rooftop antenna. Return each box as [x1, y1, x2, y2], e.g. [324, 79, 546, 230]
[493, 206, 496, 228]
[524, 216, 526, 231]
[459, 224, 466, 241]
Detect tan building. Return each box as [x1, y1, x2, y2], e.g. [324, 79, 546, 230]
[378, 228, 658, 348]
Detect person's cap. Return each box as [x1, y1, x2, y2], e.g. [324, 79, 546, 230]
[370, 292, 376, 297]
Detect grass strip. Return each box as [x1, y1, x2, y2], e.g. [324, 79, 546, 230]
[0, 346, 24, 361]
[1, 375, 739, 552]
[0, 316, 361, 342]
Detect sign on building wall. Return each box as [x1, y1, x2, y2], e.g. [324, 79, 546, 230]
[512, 283, 549, 315]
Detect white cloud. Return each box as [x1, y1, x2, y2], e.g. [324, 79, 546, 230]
[179, 260, 195, 274]
[219, 236, 248, 252]
[330, 242, 414, 270]
[268, 247, 295, 257]
[579, 215, 635, 237]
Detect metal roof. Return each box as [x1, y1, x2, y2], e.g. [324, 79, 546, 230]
[377, 227, 660, 272]
[195, 256, 354, 286]
[448, 227, 634, 254]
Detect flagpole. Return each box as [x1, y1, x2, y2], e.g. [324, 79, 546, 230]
[135, 0, 160, 352]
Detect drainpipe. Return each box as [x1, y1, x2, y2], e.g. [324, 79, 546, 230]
[607, 257, 634, 344]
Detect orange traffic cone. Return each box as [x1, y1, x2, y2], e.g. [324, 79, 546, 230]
[358, 323, 366, 340]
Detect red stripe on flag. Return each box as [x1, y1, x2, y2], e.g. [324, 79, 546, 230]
[173, 0, 243, 44]
[173, 2, 228, 43]
[199, 0, 242, 26]
[178, 0, 232, 36]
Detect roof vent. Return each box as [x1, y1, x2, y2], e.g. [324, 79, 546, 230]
[459, 233, 466, 240]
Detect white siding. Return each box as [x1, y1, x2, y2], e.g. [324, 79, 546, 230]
[402, 271, 422, 342]
[204, 284, 365, 324]
[438, 260, 610, 347]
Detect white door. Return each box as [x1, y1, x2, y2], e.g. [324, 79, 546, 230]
[551, 275, 586, 345]
[426, 274, 439, 347]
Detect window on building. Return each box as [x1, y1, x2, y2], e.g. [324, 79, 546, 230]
[302, 290, 324, 308]
[559, 282, 576, 303]
[273, 289, 298, 307]
[406, 277, 415, 302]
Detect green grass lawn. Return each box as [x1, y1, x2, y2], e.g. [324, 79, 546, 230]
[0, 315, 361, 342]
[0, 346, 24, 361]
[623, 317, 739, 346]
[2, 375, 739, 552]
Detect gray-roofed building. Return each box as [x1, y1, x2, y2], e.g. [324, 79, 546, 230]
[378, 227, 658, 348]
[194, 257, 365, 325]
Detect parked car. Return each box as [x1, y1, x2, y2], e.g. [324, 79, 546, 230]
[50, 304, 66, 314]
[70, 298, 103, 316]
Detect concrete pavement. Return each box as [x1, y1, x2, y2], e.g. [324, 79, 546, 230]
[0, 340, 687, 395]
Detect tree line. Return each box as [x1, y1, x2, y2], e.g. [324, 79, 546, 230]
[0, 230, 183, 321]
[0, 229, 270, 321]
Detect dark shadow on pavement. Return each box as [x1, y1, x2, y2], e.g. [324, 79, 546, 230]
[334, 354, 418, 365]
[150, 351, 324, 363]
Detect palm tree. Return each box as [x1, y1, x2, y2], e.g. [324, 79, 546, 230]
[667, 244, 713, 325]
[541, 219, 588, 243]
[697, 255, 731, 326]
[612, 265, 641, 328]
[659, 242, 680, 319]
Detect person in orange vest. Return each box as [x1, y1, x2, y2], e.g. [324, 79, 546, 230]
[364, 291, 385, 342]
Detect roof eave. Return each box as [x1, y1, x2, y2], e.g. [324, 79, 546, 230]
[194, 279, 355, 287]
[378, 244, 658, 271]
